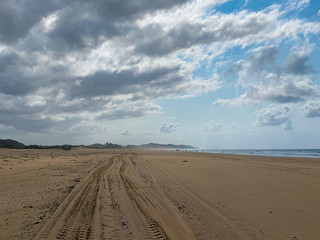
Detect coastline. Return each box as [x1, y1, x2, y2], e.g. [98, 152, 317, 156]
[196, 148, 320, 158]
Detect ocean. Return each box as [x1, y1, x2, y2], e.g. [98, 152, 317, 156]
[198, 149, 320, 158]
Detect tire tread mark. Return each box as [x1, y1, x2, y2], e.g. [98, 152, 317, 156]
[34, 157, 115, 240]
[119, 155, 168, 240]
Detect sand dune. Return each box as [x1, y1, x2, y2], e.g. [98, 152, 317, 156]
[1, 148, 320, 239]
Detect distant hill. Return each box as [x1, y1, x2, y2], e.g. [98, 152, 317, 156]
[0, 139, 26, 149]
[0, 139, 195, 150]
[128, 143, 197, 149]
[86, 143, 106, 149]
[0, 139, 71, 150]
[86, 142, 123, 149]
[26, 144, 72, 150]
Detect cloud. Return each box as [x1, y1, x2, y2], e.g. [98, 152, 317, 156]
[214, 46, 319, 106]
[96, 108, 159, 121]
[243, 0, 250, 8]
[96, 101, 162, 121]
[0, 0, 319, 135]
[302, 99, 320, 118]
[0, 50, 37, 95]
[160, 122, 178, 133]
[91, 0, 190, 22]
[256, 104, 292, 128]
[0, 0, 65, 44]
[202, 120, 223, 132]
[135, 6, 320, 57]
[284, 0, 310, 13]
[201, 121, 241, 133]
[68, 67, 180, 98]
[0, 108, 80, 133]
[284, 46, 315, 75]
[0, 115, 53, 132]
[121, 130, 130, 136]
[0, 0, 190, 45]
[0, 49, 70, 96]
[283, 120, 294, 131]
[45, 6, 120, 52]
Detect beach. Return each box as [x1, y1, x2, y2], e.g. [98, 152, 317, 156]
[1, 148, 320, 240]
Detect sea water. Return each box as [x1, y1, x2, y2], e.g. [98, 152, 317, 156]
[199, 149, 320, 158]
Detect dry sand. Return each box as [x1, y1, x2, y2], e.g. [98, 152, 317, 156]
[0, 148, 320, 239]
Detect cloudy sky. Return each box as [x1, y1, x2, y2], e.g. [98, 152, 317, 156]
[0, 0, 320, 148]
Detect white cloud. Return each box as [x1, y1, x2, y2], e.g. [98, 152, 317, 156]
[0, 0, 319, 134]
[135, 5, 320, 57]
[202, 120, 223, 132]
[256, 104, 292, 129]
[201, 121, 241, 133]
[284, 0, 310, 13]
[160, 122, 178, 133]
[302, 99, 320, 118]
[214, 46, 318, 106]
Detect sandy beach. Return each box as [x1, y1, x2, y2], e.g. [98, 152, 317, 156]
[1, 148, 320, 240]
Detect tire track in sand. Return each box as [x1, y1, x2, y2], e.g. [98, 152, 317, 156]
[118, 156, 167, 239]
[34, 157, 114, 240]
[148, 160, 252, 240]
[35, 153, 196, 240]
[117, 154, 197, 240]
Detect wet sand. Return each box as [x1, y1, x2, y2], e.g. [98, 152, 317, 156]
[1, 148, 320, 239]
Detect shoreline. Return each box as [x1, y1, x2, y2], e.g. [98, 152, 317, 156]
[193, 149, 320, 159]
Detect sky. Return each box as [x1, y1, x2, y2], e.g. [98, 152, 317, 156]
[0, 0, 319, 148]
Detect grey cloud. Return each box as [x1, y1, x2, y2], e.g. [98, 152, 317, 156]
[0, 50, 70, 96]
[0, 0, 189, 46]
[284, 47, 315, 75]
[135, 14, 274, 56]
[0, 51, 38, 95]
[302, 100, 320, 118]
[265, 95, 301, 103]
[283, 120, 293, 131]
[0, 74, 35, 96]
[69, 67, 180, 98]
[92, 0, 189, 22]
[0, 113, 54, 132]
[247, 47, 279, 71]
[52, 98, 107, 114]
[0, 0, 66, 44]
[0, 95, 82, 132]
[136, 22, 212, 56]
[6, 0, 191, 54]
[46, 6, 121, 52]
[0, 51, 20, 72]
[121, 130, 130, 136]
[160, 122, 178, 133]
[96, 105, 160, 121]
[256, 105, 291, 127]
[225, 47, 279, 76]
[97, 109, 147, 120]
[0, 97, 45, 115]
[246, 80, 316, 103]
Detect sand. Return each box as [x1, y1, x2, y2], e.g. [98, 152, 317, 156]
[1, 148, 320, 239]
